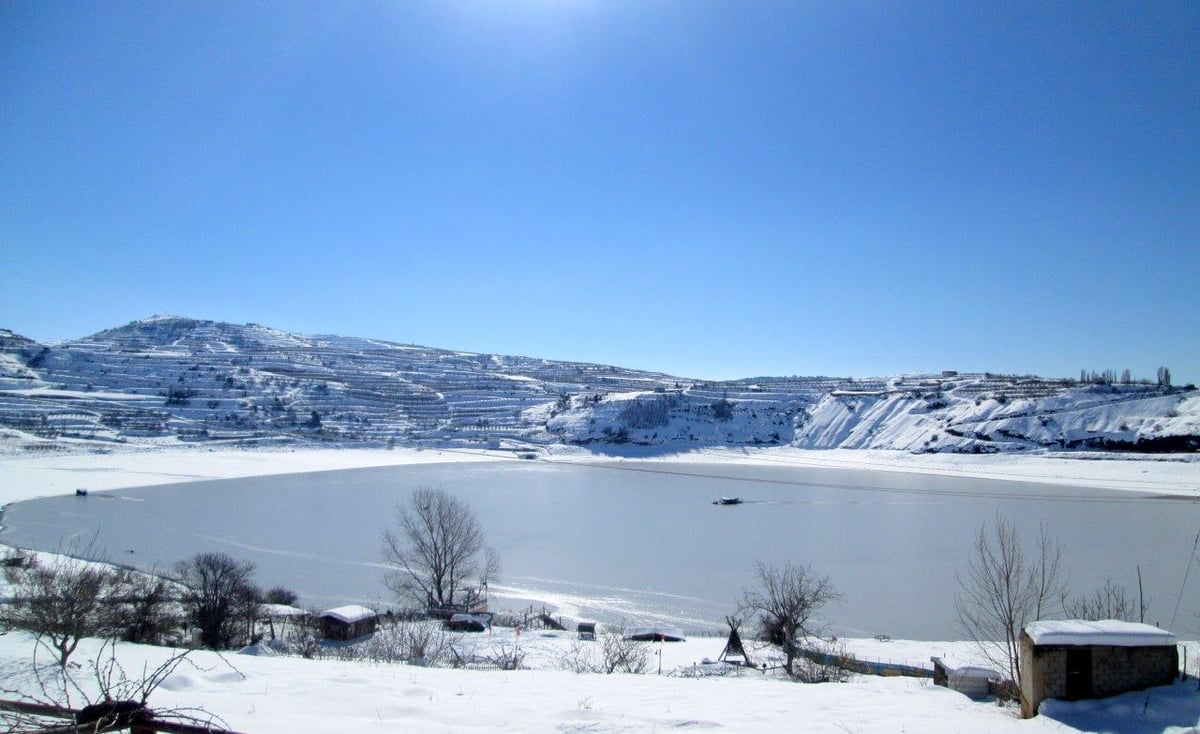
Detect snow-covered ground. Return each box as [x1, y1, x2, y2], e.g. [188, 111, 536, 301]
[0, 446, 501, 506]
[2, 444, 1198, 508]
[551, 444, 1200, 495]
[3, 445, 1200, 731]
[2, 627, 1198, 733]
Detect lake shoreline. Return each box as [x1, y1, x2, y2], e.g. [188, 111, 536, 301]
[2, 444, 1197, 508]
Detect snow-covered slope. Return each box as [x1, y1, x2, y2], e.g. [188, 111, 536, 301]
[0, 317, 1195, 455]
[794, 376, 1199, 453]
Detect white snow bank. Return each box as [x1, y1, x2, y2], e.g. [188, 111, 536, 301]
[0, 632, 1075, 733]
[1039, 678, 1200, 732]
[0, 446, 500, 505]
[1025, 619, 1177, 647]
[572, 445, 1200, 496]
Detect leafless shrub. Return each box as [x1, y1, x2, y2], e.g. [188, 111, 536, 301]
[601, 624, 651, 674]
[1063, 576, 1147, 622]
[558, 639, 603, 674]
[482, 643, 525, 671]
[262, 586, 299, 606]
[790, 640, 852, 684]
[361, 620, 456, 665]
[285, 613, 322, 659]
[556, 623, 650, 674]
[1, 547, 126, 668]
[111, 567, 185, 645]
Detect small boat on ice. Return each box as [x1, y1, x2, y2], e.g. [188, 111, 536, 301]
[713, 496, 743, 505]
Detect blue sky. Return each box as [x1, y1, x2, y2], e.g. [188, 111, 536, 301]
[2, 1, 1197, 383]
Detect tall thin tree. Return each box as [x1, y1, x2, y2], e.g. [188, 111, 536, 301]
[955, 514, 1066, 690]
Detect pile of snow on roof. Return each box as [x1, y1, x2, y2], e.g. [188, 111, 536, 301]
[1025, 619, 1176, 647]
[319, 605, 376, 624]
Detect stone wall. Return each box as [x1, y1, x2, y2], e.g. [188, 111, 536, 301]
[1021, 636, 1178, 717]
[1091, 645, 1177, 697]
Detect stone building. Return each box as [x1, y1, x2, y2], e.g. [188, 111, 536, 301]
[1020, 620, 1178, 718]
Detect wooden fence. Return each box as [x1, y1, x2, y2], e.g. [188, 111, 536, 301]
[794, 647, 934, 679]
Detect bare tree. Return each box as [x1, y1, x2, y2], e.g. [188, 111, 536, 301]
[174, 552, 260, 649]
[111, 567, 184, 645]
[263, 586, 299, 606]
[1, 551, 124, 668]
[955, 514, 1066, 690]
[1063, 576, 1147, 622]
[381, 487, 499, 609]
[739, 561, 840, 676]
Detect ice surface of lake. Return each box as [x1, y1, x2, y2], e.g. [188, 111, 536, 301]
[3, 460, 1196, 639]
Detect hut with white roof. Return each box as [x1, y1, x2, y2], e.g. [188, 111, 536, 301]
[1019, 619, 1178, 718]
[319, 605, 378, 641]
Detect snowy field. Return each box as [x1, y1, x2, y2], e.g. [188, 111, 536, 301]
[3, 444, 1198, 507]
[3, 627, 1200, 733]
[2, 445, 1200, 731]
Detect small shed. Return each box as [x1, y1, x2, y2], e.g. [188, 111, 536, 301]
[319, 605, 378, 641]
[577, 622, 596, 641]
[931, 657, 1000, 700]
[1020, 620, 1178, 718]
[445, 612, 493, 633]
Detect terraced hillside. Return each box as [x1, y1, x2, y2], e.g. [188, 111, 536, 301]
[0, 317, 1196, 455]
[0, 317, 689, 449]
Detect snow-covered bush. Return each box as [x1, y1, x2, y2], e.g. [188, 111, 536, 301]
[601, 626, 651, 674]
[557, 624, 651, 674]
[361, 620, 456, 666]
[790, 641, 852, 684]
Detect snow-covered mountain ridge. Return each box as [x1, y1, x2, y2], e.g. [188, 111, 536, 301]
[0, 317, 1196, 455]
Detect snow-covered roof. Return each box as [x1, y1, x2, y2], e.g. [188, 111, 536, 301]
[448, 613, 493, 627]
[319, 605, 376, 624]
[626, 626, 686, 642]
[931, 657, 1000, 679]
[261, 603, 308, 618]
[1024, 620, 1176, 647]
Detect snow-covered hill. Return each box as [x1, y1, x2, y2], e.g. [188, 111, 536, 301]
[792, 377, 1199, 453]
[0, 316, 1195, 455]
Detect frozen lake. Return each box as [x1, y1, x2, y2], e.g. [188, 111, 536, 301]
[2, 460, 1196, 639]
